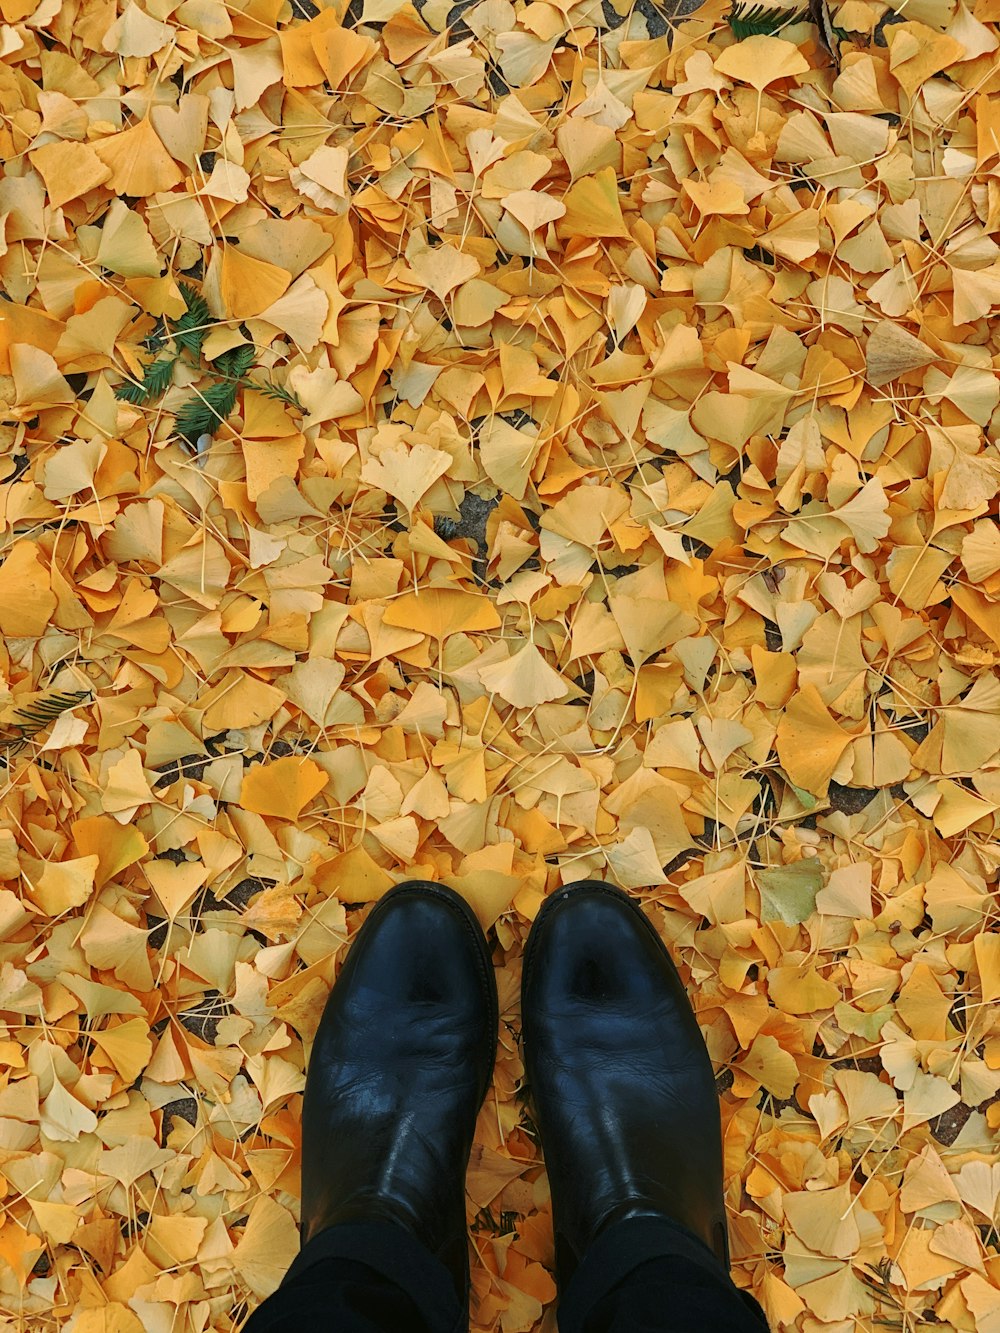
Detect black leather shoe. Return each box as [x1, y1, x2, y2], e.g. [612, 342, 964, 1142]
[521, 880, 729, 1295]
[300, 880, 498, 1307]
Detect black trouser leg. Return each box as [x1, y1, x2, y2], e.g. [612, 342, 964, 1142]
[557, 1216, 770, 1333]
[242, 1220, 466, 1333]
[240, 1215, 768, 1333]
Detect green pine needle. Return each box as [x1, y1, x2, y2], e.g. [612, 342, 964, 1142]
[217, 343, 256, 379]
[173, 378, 241, 445]
[172, 283, 211, 358]
[0, 689, 92, 749]
[729, 3, 809, 37]
[119, 296, 293, 448]
[115, 354, 178, 404]
[255, 380, 305, 411]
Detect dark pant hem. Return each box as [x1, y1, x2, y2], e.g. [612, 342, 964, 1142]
[557, 1214, 768, 1332]
[242, 1214, 768, 1333]
[244, 1219, 466, 1333]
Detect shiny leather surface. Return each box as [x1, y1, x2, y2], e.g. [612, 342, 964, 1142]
[300, 881, 497, 1304]
[521, 880, 729, 1293]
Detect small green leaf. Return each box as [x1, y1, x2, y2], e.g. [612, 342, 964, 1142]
[756, 858, 823, 925]
[833, 1001, 893, 1042]
[787, 780, 819, 810]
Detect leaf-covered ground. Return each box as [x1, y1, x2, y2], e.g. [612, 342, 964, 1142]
[1, 0, 999, 1328]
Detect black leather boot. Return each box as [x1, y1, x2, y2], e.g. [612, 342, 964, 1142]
[300, 881, 498, 1307]
[521, 880, 730, 1296]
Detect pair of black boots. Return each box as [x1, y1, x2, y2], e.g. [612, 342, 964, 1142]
[298, 879, 730, 1311]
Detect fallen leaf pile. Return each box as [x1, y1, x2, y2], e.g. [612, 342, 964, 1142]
[1, 0, 1000, 1327]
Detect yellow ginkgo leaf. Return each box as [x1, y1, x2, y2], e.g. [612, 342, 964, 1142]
[383, 586, 501, 640]
[783, 1184, 872, 1259]
[233, 1196, 300, 1300]
[360, 441, 452, 514]
[604, 827, 668, 890]
[713, 34, 810, 92]
[256, 275, 329, 352]
[865, 320, 937, 387]
[479, 417, 541, 501]
[775, 683, 854, 798]
[40, 438, 107, 501]
[89, 1018, 153, 1084]
[145, 1214, 208, 1269]
[145, 858, 209, 921]
[243, 436, 307, 504]
[829, 477, 891, 554]
[902, 1072, 961, 1133]
[96, 199, 162, 278]
[407, 244, 480, 301]
[290, 145, 349, 208]
[103, 3, 173, 57]
[281, 658, 352, 728]
[452, 279, 509, 327]
[370, 815, 420, 862]
[767, 965, 839, 1016]
[27, 1200, 80, 1246]
[0, 541, 57, 637]
[92, 117, 184, 195]
[239, 755, 329, 820]
[29, 140, 111, 209]
[71, 815, 148, 890]
[40, 1075, 99, 1142]
[241, 388, 300, 440]
[0, 1219, 44, 1286]
[974, 932, 1000, 1004]
[557, 167, 630, 239]
[501, 189, 566, 232]
[738, 1034, 799, 1100]
[103, 748, 155, 819]
[10, 344, 74, 409]
[23, 855, 98, 917]
[478, 643, 570, 708]
[682, 178, 749, 217]
[221, 248, 292, 319]
[815, 863, 873, 919]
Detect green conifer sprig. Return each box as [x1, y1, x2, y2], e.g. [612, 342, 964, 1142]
[173, 379, 243, 446]
[115, 355, 177, 405]
[728, 3, 809, 37]
[219, 344, 257, 380]
[171, 284, 211, 358]
[728, 1, 850, 47]
[254, 380, 305, 410]
[115, 284, 303, 448]
[0, 689, 93, 753]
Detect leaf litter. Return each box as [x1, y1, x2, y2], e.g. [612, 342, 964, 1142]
[1, 0, 1000, 1329]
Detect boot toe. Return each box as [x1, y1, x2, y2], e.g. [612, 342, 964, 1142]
[334, 882, 496, 1035]
[522, 881, 686, 1027]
